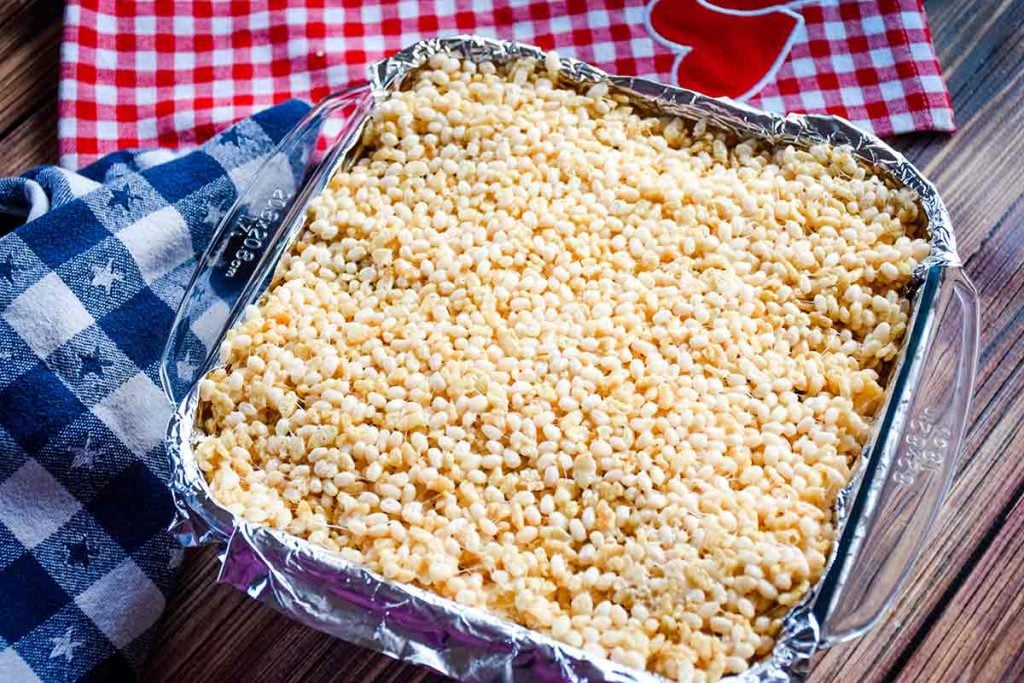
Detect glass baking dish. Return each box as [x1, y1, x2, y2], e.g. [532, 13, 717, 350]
[160, 36, 979, 682]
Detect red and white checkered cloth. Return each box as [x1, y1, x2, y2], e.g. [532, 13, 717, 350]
[59, 0, 953, 169]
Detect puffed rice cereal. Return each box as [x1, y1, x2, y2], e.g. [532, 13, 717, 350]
[194, 53, 930, 681]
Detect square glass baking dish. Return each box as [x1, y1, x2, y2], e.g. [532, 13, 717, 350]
[160, 36, 979, 682]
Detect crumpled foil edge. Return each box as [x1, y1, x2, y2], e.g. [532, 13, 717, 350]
[166, 35, 960, 683]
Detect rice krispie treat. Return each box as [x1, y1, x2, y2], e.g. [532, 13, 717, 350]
[194, 53, 929, 681]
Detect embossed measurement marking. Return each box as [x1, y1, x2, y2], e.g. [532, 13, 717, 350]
[892, 407, 951, 486]
[225, 188, 293, 278]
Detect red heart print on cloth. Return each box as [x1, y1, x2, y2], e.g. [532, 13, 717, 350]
[647, 0, 814, 99]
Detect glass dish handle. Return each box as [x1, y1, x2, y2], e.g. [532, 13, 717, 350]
[815, 265, 979, 644]
[160, 84, 375, 405]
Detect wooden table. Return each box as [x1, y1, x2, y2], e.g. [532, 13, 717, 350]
[3, 0, 1022, 680]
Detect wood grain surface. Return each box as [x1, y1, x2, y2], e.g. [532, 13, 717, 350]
[1, 0, 1021, 680]
[0, 0, 62, 179]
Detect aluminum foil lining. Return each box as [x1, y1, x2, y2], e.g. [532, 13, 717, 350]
[166, 35, 961, 683]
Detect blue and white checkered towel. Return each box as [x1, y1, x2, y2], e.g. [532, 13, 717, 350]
[0, 100, 310, 682]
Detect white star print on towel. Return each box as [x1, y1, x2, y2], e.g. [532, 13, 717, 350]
[49, 627, 82, 663]
[90, 259, 123, 295]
